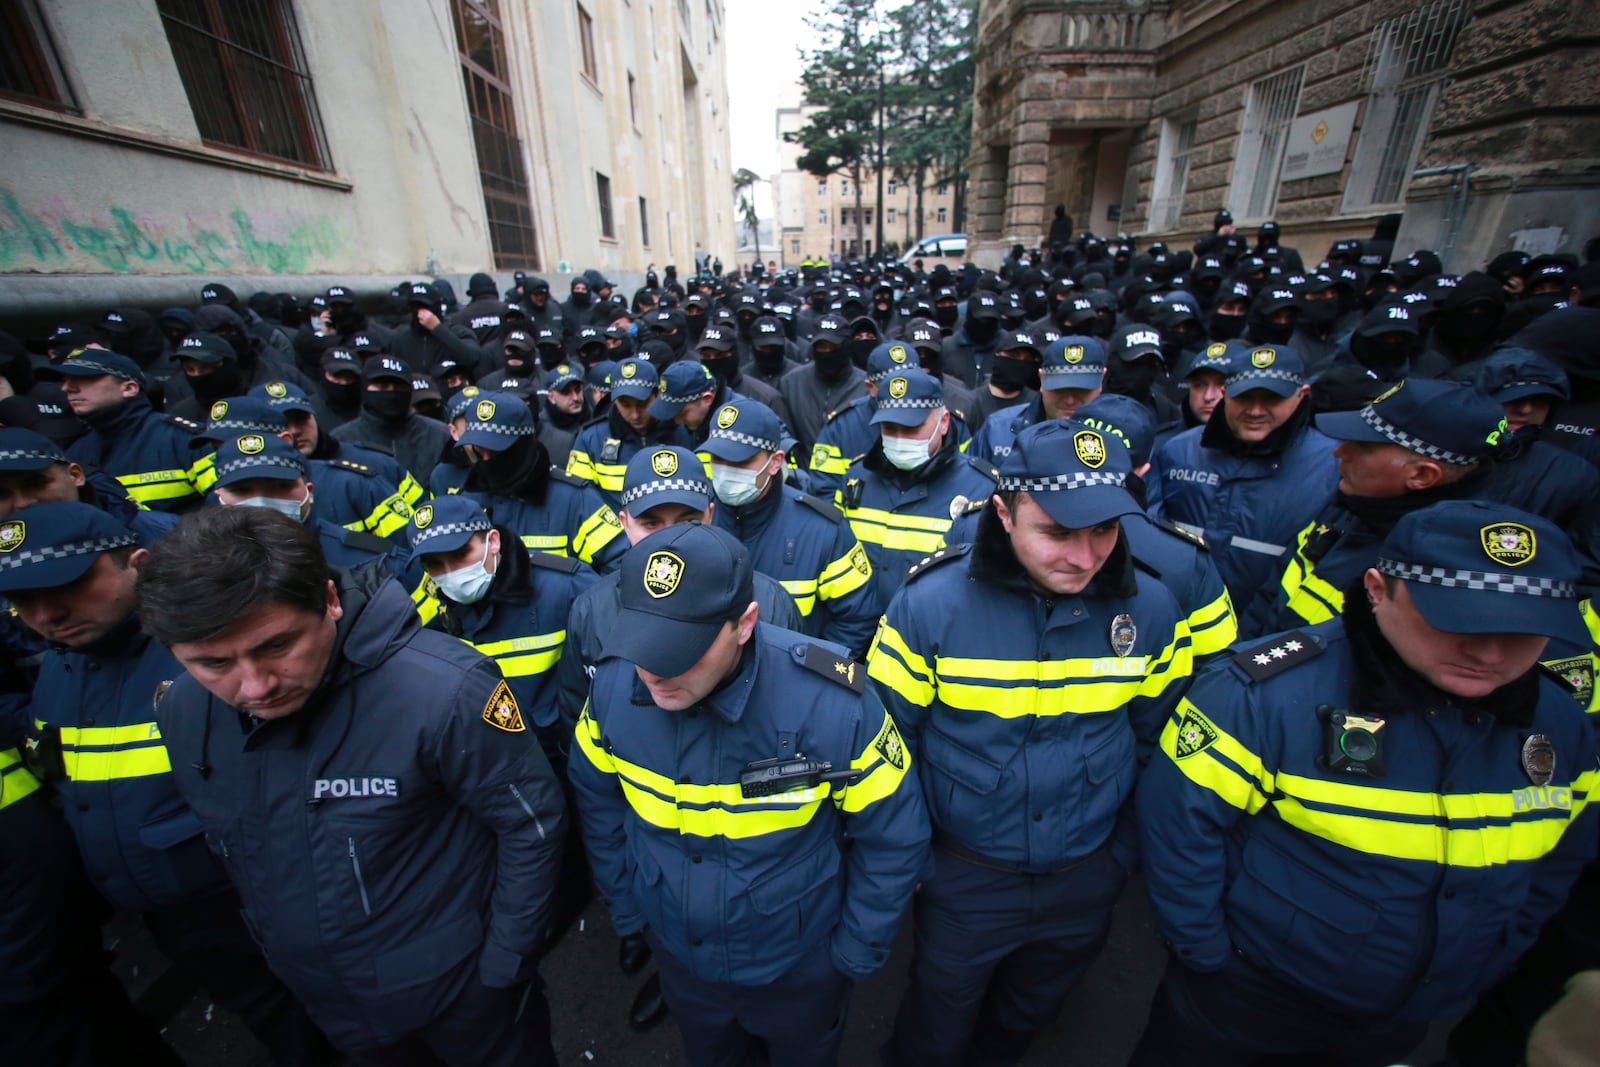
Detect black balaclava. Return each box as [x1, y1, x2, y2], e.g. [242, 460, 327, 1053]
[700, 348, 739, 385]
[988, 354, 1038, 392]
[364, 384, 413, 424]
[845, 318, 880, 370]
[1208, 308, 1248, 342]
[1434, 276, 1506, 357]
[569, 280, 592, 308]
[964, 315, 999, 345]
[1105, 354, 1163, 404]
[188, 359, 244, 407]
[324, 375, 360, 411]
[811, 341, 852, 385]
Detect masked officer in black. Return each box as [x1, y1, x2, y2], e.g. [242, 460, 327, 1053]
[138, 506, 568, 1065]
[331, 354, 453, 484]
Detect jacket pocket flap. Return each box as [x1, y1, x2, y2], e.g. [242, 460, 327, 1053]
[1084, 728, 1133, 785]
[1240, 839, 1378, 935]
[137, 809, 204, 850]
[924, 726, 1004, 795]
[372, 911, 482, 993]
[747, 842, 838, 915]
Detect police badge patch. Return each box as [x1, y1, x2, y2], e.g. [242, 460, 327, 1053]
[1545, 655, 1593, 705]
[0, 520, 23, 552]
[1250, 347, 1276, 368]
[1074, 430, 1106, 469]
[265, 381, 288, 399]
[888, 377, 909, 400]
[1110, 613, 1136, 657]
[715, 405, 738, 430]
[237, 434, 265, 455]
[413, 504, 434, 530]
[476, 399, 497, 422]
[1172, 706, 1220, 759]
[482, 679, 527, 733]
[889, 344, 909, 364]
[1481, 523, 1535, 567]
[210, 400, 229, 422]
[651, 449, 679, 477]
[1064, 344, 1085, 365]
[643, 550, 684, 598]
[873, 715, 907, 770]
[1522, 734, 1555, 785]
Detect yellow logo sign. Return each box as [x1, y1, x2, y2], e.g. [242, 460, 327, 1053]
[1206, 342, 1228, 358]
[1312, 120, 1329, 144]
[888, 344, 909, 364]
[476, 399, 496, 422]
[651, 449, 679, 477]
[1250, 347, 1276, 368]
[209, 400, 229, 422]
[265, 381, 288, 399]
[643, 550, 684, 599]
[0, 520, 24, 552]
[1074, 430, 1107, 469]
[1065, 345, 1085, 365]
[237, 434, 265, 455]
[715, 405, 739, 430]
[621, 362, 638, 379]
[413, 504, 433, 529]
[1482, 523, 1536, 567]
[888, 377, 909, 400]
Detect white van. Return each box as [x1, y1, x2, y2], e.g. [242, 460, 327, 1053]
[900, 233, 967, 264]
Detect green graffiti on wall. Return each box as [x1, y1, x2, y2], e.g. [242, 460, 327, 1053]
[0, 189, 344, 274]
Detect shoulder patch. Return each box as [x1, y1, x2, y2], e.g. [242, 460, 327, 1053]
[905, 542, 971, 583]
[340, 529, 393, 555]
[871, 714, 907, 770]
[1153, 516, 1208, 550]
[1231, 630, 1323, 682]
[328, 458, 375, 476]
[794, 492, 844, 524]
[794, 641, 865, 693]
[547, 467, 588, 488]
[165, 414, 201, 433]
[967, 456, 999, 480]
[482, 678, 526, 733]
[1172, 706, 1221, 759]
[1539, 657, 1593, 703]
[527, 551, 583, 574]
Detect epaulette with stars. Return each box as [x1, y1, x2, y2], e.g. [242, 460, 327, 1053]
[1151, 517, 1207, 550]
[165, 414, 201, 433]
[327, 458, 375, 476]
[1231, 630, 1323, 682]
[904, 542, 971, 584]
[793, 641, 865, 693]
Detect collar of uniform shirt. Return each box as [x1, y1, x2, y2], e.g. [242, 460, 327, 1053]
[628, 639, 759, 723]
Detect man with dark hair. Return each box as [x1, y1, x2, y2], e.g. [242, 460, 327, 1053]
[139, 506, 568, 1065]
[3, 502, 332, 1065]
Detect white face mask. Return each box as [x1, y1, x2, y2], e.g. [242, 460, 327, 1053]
[433, 533, 499, 605]
[231, 487, 310, 522]
[711, 462, 770, 507]
[882, 428, 937, 471]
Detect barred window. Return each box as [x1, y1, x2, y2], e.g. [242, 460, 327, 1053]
[596, 171, 615, 239]
[0, 0, 74, 108]
[1227, 66, 1305, 222]
[1149, 116, 1197, 232]
[156, 0, 330, 169]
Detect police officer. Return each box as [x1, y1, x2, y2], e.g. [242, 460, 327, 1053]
[457, 391, 626, 570]
[55, 350, 202, 513]
[702, 397, 881, 657]
[330, 354, 453, 484]
[567, 357, 684, 509]
[869, 419, 1194, 1067]
[3, 502, 332, 1064]
[970, 335, 1107, 463]
[1132, 500, 1600, 1065]
[838, 369, 998, 598]
[138, 505, 568, 1064]
[0, 426, 177, 545]
[779, 315, 869, 457]
[1147, 343, 1339, 606]
[570, 522, 930, 1067]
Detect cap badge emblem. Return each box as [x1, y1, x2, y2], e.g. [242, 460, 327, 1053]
[476, 399, 496, 422]
[1065, 345, 1085, 365]
[1251, 347, 1276, 368]
[716, 405, 739, 430]
[643, 550, 684, 599]
[621, 362, 638, 379]
[266, 382, 288, 399]
[1481, 523, 1535, 567]
[237, 435, 265, 455]
[651, 449, 679, 477]
[1074, 430, 1106, 469]
[888, 377, 909, 400]
[210, 401, 229, 422]
[889, 344, 908, 364]
[413, 504, 433, 530]
[1206, 342, 1228, 358]
[0, 520, 24, 553]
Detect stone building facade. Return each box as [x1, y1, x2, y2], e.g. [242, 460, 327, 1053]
[966, 0, 1600, 272]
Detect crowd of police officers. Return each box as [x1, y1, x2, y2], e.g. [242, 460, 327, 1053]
[1, 219, 1598, 1067]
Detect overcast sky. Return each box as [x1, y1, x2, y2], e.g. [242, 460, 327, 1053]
[724, 0, 812, 216]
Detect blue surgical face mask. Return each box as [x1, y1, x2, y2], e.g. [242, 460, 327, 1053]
[433, 532, 500, 605]
[882, 427, 937, 471]
[710, 461, 771, 507]
[230, 486, 310, 522]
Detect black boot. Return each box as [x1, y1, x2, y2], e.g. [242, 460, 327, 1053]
[628, 971, 669, 1032]
[618, 932, 651, 975]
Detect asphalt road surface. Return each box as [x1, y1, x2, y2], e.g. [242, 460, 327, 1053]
[145, 876, 1450, 1065]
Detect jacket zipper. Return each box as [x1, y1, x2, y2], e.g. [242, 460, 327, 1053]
[348, 837, 372, 916]
[508, 784, 547, 839]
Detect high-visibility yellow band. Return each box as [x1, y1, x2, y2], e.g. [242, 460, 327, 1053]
[118, 471, 199, 502]
[810, 443, 851, 475]
[473, 631, 566, 679]
[0, 749, 42, 810]
[818, 543, 873, 600]
[1186, 590, 1239, 658]
[835, 713, 911, 814]
[61, 744, 172, 781]
[867, 622, 936, 706]
[778, 578, 819, 617]
[518, 535, 570, 554]
[574, 707, 616, 773]
[190, 453, 218, 493]
[574, 506, 623, 563]
[50, 721, 164, 746]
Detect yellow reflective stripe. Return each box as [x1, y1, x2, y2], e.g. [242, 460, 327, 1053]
[847, 507, 952, 554]
[368, 501, 411, 539]
[583, 461, 626, 493]
[411, 577, 441, 624]
[574, 706, 616, 773]
[866, 622, 936, 706]
[1160, 700, 1275, 813]
[809, 442, 851, 475]
[518, 535, 570, 554]
[1187, 590, 1239, 658]
[1277, 522, 1343, 626]
[60, 743, 171, 781]
[50, 722, 164, 746]
[836, 714, 910, 814]
[818, 542, 872, 600]
[0, 749, 42, 810]
[778, 578, 819, 617]
[1275, 768, 1595, 822]
[118, 470, 198, 502]
[190, 452, 218, 493]
[397, 473, 427, 508]
[473, 631, 566, 679]
[566, 449, 597, 484]
[573, 505, 623, 563]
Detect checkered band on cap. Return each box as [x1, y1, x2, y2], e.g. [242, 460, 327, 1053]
[1226, 367, 1302, 388]
[0, 446, 65, 465]
[1358, 406, 1478, 466]
[708, 427, 781, 453]
[466, 419, 535, 437]
[621, 476, 712, 508]
[210, 417, 284, 434]
[214, 453, 305, 481]
[1376, 559, 1576, 599]
[876, 396, 941, 413]
[65, 357, 138, 381]
[866, 366, 896, 384]
[660, 381, 713, 403]
[0, 532, 139, 573]
[409, 518, 489, 550]
[997, 470, 1127, 493]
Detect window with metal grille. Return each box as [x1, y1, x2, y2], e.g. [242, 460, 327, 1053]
[887, 179, 897, 196]
[450, 0, 538, 269]
[818, 209, 827, 224]
[639, 196, 650, 247]
[156, 0, 329, 168]
[790, 239, 800, 255]
[888, 207, 896, 223]
[1343, 0, 1469, 211]
[1227, 66, 1304, 222]
[818, 180, 827, 197]
[1, 0, 73, 108]
[1149, 116, 1197, 232]
[937, 207, 947, 224]
[596, 171, 614, 238]
[577, 3, 598, 83]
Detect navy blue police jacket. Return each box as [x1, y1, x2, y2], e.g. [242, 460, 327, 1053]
[31, 617, 230, 913]
[1137, 605, 1600, 1020]
[155, 569, 567, 1050]
[570, 624, 930, 985]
